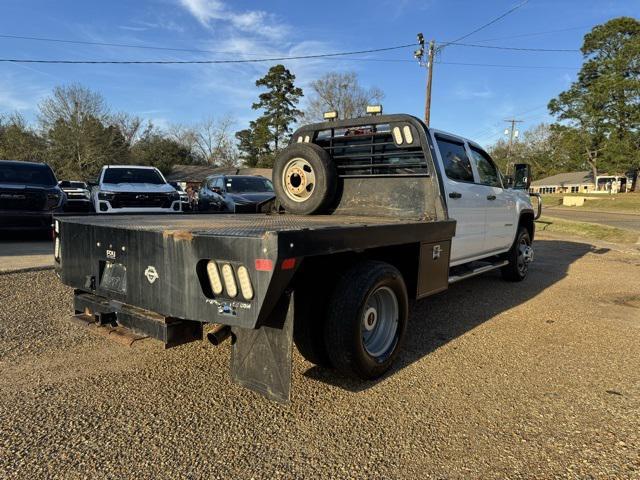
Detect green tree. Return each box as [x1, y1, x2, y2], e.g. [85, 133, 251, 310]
[130, 125, 194, 174]
[47, 115, 130, 180]
[0, 113, 47, 162]
[251, 64, 303, 154]
[548, 17, 640, 180]
[235, 117, 273, 168]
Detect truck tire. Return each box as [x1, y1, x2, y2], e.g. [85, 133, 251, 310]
[324, 261, 408, 380]
[273, 143, 337, 215]
[293, 286, 331, 367]
[501, 226, 533, 282]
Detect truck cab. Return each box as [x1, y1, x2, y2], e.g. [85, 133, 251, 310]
[428, 129, 534, 266]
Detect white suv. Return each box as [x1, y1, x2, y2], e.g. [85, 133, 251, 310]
[92, 165, 182, 214]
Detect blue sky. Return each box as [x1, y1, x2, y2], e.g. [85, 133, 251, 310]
[0, 0, 637, 148]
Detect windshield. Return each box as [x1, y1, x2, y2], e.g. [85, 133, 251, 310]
[0, 162, 57, 186]
[225, 177, 273, 194]
[103, 168, 165, 185]
[59, 181, 87, 189]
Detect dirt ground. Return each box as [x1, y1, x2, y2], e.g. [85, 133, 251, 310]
[0, 232, 639, 479]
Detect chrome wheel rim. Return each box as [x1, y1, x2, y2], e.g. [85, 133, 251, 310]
[517, 237, 534, 276]
[281, 158, 316, 203]
[361, 286, 399, 360]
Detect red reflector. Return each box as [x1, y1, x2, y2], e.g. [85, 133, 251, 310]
[281, 258, 296, 270]
[254, 259, 274, 271]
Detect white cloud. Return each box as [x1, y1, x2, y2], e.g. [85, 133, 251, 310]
[454, 84, 494, 100]
[178, 0, 287, 39]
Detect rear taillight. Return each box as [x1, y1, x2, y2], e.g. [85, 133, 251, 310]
[204, 260, 255, 301]
[206, 260, 223, 295]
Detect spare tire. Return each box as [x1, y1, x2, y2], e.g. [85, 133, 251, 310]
[273, 143, 337, 215]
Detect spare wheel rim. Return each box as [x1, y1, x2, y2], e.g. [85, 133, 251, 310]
[282, 157, 316, 203]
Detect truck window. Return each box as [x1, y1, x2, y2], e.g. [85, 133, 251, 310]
[103, 168, 165, 185]
[469, 147, 502, 188]
[435, 138, 474, 182]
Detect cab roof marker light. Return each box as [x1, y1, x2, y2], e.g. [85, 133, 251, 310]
[403, 126, 414, 144]
[392, 127, 404, 145]
[237, 265, 254, 300]
[206, 260, 223, 295]
[221, 263, 238, 298]
[323, 111, 338, 121]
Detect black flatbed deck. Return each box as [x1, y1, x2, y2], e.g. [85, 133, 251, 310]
[60, 212, 430, 237]
[58, 213, 456, 258]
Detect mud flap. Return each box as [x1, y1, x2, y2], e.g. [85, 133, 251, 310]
[230, 292, 294, 404]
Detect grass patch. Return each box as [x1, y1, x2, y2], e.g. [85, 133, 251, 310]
[537, 215, 639, 244]
[541, 193, 640, 213]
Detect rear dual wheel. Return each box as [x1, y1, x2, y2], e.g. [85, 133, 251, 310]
[295, 261, 409, 380]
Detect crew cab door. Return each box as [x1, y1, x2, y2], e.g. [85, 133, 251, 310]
[467, 145, 517, 251]
[432, 134, 488, 265]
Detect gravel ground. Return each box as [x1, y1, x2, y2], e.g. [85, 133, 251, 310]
[0, 232, 639, 479]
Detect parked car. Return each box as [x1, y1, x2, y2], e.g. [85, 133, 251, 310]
[0, 160, 65, 233]
[59, 180, 93, 212]
[91, 165, 182, 214]
[169, 181, 191, 211]
[198, 175, 275, 213]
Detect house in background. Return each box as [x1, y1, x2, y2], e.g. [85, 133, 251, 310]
[530, 171, 630, 194]
[530, 171, 595, 194]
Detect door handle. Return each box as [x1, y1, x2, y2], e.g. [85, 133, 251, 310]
[449, 192, 462, 199]
[487, 194, 497, 200]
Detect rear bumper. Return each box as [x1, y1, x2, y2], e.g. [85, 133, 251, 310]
[0, 210, 53, 230]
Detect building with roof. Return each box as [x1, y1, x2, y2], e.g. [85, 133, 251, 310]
[530, 171, 595, 194]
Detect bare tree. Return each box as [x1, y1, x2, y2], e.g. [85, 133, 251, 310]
[305, 72, 384, 122]
[111, 112, 143, 146]
[38, 83, 109, 131]
[170, 116, 238, 167]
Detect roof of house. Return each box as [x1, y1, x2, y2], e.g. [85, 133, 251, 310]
[165, 165, 272, 183]
[531, 171, 594, 186]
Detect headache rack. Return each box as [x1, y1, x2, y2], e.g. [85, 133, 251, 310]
[295, 114, 430, 179]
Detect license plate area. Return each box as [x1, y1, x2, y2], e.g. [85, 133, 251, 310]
[100, 261, 128, 294]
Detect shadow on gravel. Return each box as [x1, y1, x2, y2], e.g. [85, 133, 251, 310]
[303, 239, 603, 392]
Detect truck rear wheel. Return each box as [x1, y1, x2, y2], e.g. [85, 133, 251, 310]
[324, 261, 408, 380]
[501, 227, 533, 281]
[273, 143, 337, 215]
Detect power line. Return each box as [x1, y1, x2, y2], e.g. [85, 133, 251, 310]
[441, 42, 580, 52]
[438, 0, 530, 50]
[469, 25, 591, 43]
[435, 60, 579, 69]
[0, 43, 418, 65]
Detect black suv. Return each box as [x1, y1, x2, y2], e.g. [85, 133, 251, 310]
[198, 175, 274, 213]
[0, 160, 65, 232]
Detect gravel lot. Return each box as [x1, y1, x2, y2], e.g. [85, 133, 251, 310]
[1, 232, 639, 479]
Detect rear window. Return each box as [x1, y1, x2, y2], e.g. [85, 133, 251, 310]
[103, 168, 165, 185]
[314, 123, 427, 177]
[225, 177, 274, 193]
[0, 162, 57, 186]
[435, 137, 474, 183]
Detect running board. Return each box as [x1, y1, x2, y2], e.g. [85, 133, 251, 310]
[448, 260, 508, 284]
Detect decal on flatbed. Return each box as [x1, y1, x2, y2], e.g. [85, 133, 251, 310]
[144, 266, 159, 284]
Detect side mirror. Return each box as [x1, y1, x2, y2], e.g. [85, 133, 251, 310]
[513, 164, 532, 190]
[504, 175, 514, 188]
[212, 187, 222, 195]
[87, 180, 97, 188]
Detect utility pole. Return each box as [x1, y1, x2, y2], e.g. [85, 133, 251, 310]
[504, 118, 523, 175]
[424, 40, 435, 126]
[414, 34, 436, 126]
